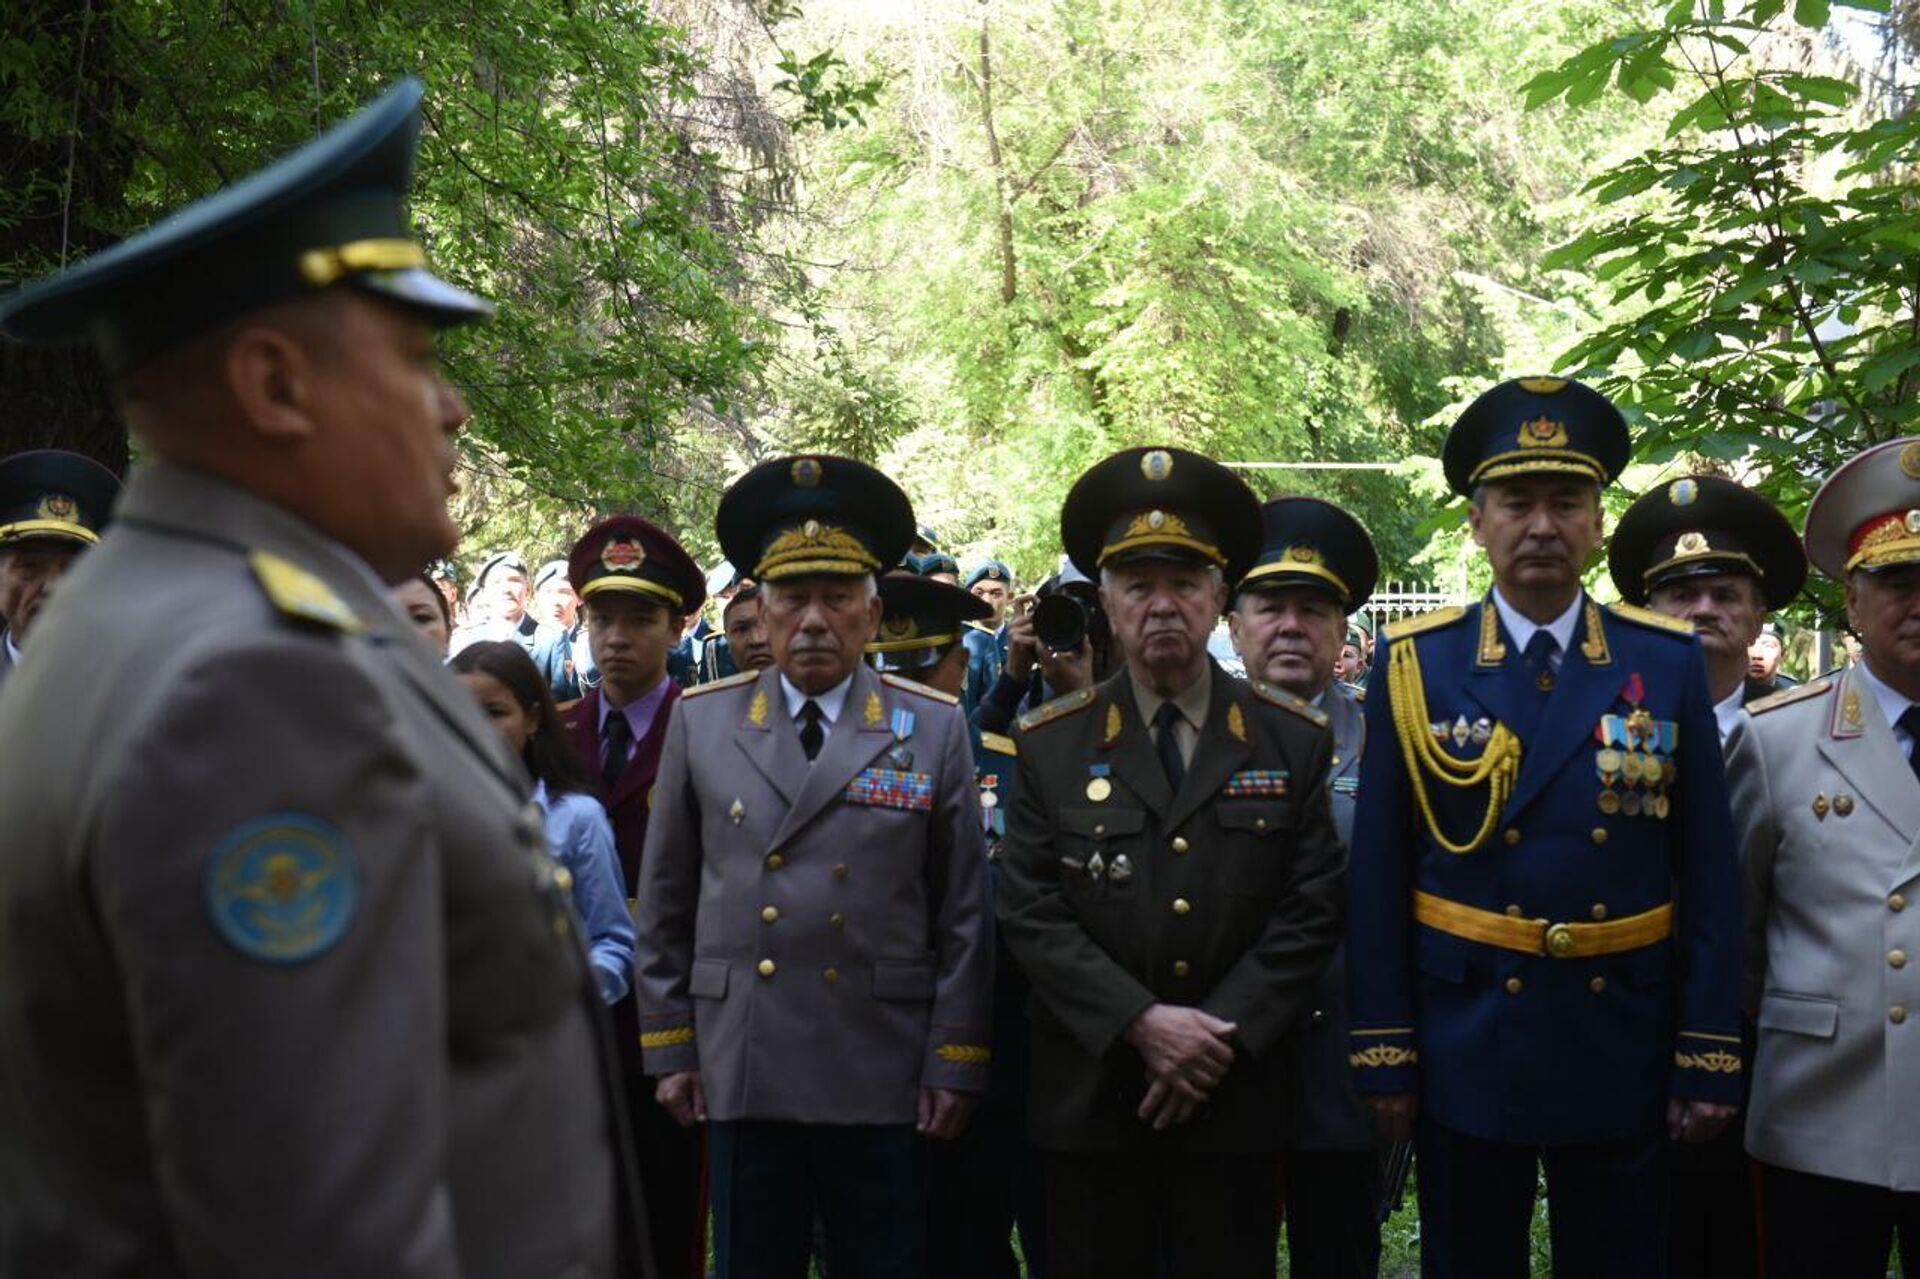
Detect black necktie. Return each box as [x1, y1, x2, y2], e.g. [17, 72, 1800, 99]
[601, 708, 633, 791]
[1153, 701, 1187, 792]
[1524, 630, 1561, 693]
[1899, 706, 1920, 788]
[799, 700, 826, 762]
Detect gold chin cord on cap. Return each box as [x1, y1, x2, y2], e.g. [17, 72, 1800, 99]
[298, 238, 428, 286]
[1389, 638, 1523, 854]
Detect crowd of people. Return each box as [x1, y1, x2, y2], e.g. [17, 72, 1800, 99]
[3, 78, 1920, 1279]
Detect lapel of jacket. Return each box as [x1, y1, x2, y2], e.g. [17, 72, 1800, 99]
[735, 667, 802, 805]
[1101, 674, 1173, 817]
[1164, 668, 1253, 833]
[1816, 667, 1920, 870]
[1455, 598, 1525, 745]
[1507, 598, 1620, 821]
[769, 663, 895, 851]
[564, 689, 601, 771]
[1326, 683, 1364, 787]
[608, 681, 679, 811]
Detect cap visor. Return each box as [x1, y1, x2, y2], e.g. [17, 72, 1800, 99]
[356, 268, 493, 325]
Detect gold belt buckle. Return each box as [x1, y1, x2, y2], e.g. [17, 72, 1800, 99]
[1543, 922, 1577, 958]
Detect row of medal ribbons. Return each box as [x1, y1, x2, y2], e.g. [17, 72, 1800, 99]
[1595, 710, 1678, 819]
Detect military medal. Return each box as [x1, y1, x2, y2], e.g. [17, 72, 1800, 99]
[1108, 854, 1134, 885]
[1470, 717, 1493, 746]
[1452, 716, 1471, 749]
[1086, 763, 1113, 802]
[1087, 849, 1107, 879]
[888, 708, 916, 769]
[729, 798, 745, 825]
[1597, 790, 1621, 815]
[1622, 791, 1643, 817]
[1597, 748, 1623, 775]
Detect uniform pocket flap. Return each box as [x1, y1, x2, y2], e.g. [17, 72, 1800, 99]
[1057, 807, 1145, 838]
[1216, 801, 1292, 834]
[689, 957, 730, 999]
[1758, 991, 1839, 1039]
[872, 960, 936, 1001]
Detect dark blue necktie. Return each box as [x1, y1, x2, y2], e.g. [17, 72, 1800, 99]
[799, 700, 826, 762]
[1899, 706, 1920, 788]
[1524, 630, 1561, 693]
[601, 708, 633, 790]
[1153, 702, 1187, 792]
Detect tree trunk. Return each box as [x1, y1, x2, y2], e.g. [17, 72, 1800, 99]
[976, 7, 1017, 306]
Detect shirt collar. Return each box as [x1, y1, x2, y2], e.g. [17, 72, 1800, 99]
[1855, 658, 1918, 737]
[1129, 662, 1212, 734]
[599, 672, 672, 740]
[781, 671, 856, 725]
[3, 629, 18, 666]
[1490, 586, 1583, 657]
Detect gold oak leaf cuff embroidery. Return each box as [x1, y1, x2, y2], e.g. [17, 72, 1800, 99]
[1673, 1049, 1742, 1074]
[641, 1026, 696, 1050]
[936, 1044, 992, 1066]
[1349, 1044, 1419, 1069]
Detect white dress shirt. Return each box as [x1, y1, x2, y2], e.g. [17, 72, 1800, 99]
[1489, 587, 1583, 659]
[1856, 659, 1920, 761]
[1712, 684, 1746, 747]
[780, 671, 855, 729]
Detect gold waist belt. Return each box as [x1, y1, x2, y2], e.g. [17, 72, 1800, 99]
[1414, 891, 1673, 959]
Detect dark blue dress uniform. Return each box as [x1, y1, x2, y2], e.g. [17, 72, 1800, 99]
[1345, 378, 1745, 1279]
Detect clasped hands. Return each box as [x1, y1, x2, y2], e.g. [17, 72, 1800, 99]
[1124, 1003, 1238, 1131]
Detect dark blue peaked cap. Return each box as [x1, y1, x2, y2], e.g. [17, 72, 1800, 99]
[0, 79, 490, 375]
[717, 455, 915, 583]
[0, 450, 122, 549]
[1442, 377, 1630, 497]
[1238, 496, 1378, 612]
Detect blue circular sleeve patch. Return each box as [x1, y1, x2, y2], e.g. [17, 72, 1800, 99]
[204, 814, 360, 964]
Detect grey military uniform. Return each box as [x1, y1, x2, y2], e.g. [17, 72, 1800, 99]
[1729, 665, 1920, 1190]
[1294, 681, 1376, 1151]
[0, 465, 643, 1277]
[634, 663, 994, 1121]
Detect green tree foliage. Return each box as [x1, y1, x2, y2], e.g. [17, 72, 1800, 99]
[1526, 0, 1911, 618]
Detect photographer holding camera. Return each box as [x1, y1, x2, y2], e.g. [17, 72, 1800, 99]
[973, 563, 1116, 734]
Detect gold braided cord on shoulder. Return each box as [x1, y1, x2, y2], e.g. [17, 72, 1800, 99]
[1387, 638, 1523, 855]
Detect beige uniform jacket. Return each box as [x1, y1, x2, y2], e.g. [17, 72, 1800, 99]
[0, 465, 646, 1278]
[633, 663, 993, 1122]
[1729, 664, 1920, 1190]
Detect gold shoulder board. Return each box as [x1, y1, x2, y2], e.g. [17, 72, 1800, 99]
[1382, 606, 1466, 643]
[1749, 679, 1832, 716]
[249, 550, 364, 634]
[1017, 687, 1098, 732]
[881, 672, 959, 705]
[683, 670, 758, 699]
[1606, 601, 1695, 636]
[1252, 681, 1330, 728]
[979, 731, 1018, 757]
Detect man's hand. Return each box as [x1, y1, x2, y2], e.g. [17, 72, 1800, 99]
[1668, 1098, 1737, 1144]
[1036, 638, 1095, 693]
[918, 1087, 976, 1141]
[1004, 611, 1039, 681]
[656, 1071, 707, 1127]
[1125, 1004, 1237, 1092]
[1366, 1092, 1417, 1143]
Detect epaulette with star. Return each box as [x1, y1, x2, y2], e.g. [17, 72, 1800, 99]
[979, 730, 1017, 757]
[1382, 606, 1466, 643]
[1017, 687, 1097, 732]
[683, 670, 757, 699]
[1252, 680, 1329, 728]
[1749, 678, 1832, 716]
[1606, 601, 1695, 637]
[881, 672, 959, 705]
[250, 550, 364, 634]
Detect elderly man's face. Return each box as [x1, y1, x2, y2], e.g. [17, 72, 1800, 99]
[1228, 585, 1343, 699]
[1101, 559, 1226, 688]
[0, 540, 81, 647]
[1848, 565, 1920, 686]
[535, 577, 578, 628]
[1649, 573, 1765, 668]
[723, 593, 774, 672]
[764, 574, 881, 695]
[485, 568, 530, 621]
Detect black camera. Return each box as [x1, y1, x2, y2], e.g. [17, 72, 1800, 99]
[1032, 592, 1088, 653]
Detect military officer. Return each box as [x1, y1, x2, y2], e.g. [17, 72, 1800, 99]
[1227, 495, 1386, 1279]
[719, 581, 775, 675]
[1608, 474, 1806, 1278]
[0, 81, 646, 1276]
[0, 449, 121, 694]
[997, 446, 1346, 1279]
[1610, 474, 1808, 746]
[1727, 438, 1920, 1277]
[560, 515, 710, 1279]
[634, 455, 993, 1279]
[451, 549, 540, 654]
[963, 560, 1015, 711]
[1748, 621, 1798, 692]
[868, 569, 1049, 1279]
[1346, 377, 1744, 1278]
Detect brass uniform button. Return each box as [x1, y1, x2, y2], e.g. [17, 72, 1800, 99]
[1173, 960, 1191, 978]
[757, 959, 776, 978]
[1504, 905, 1524, 918]
[1171, 836, 1190, 854]
[553, 866, 575, 893]
[1591, 904, 1608, 922]
[1505, 977, 1524, 995]
[823, 968, 840, 985]
[1893, 1006, 1908, 1025]
[833, 863, 850, 881]
[1172, 898, 1192, 917]
[1894, 894, 1909, 913]
[1893, 950, 1909, 970]
[1504, 829, 1521, 847]
[1093, 824, 1106, 837]
[766, 853, 786, 871]
[1591, 828, 1608, 846]
[1255, 818, 1268, 832]
[761, 906, 780, 924]
[830, 913, 846, 930]
[1590, 977, 1607, 994]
